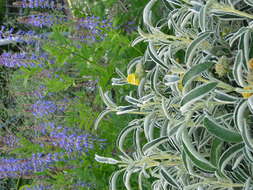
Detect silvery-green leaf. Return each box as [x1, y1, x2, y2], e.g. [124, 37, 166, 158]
[210, 138, 223, 166]
[185, 31, 212, 68]
[125, 96, 142, 106]
[164, 74, 180, 86]
[109, 169, 125, 190]
[117, 124, 140, 159]
[229, 27, 248, 47]
[144, 112, 155, 141]
[182, 128, 216, 172]
[180, 82, 218, 113]
[134, 128, 143, 157]
[199, 5, 207, 32]
[143, 0, 158, 31]
[138, 78, 146, 98]
[165, 0, 182, 6]
[116, 105, 139, 115]
[241, 120, 253, 151]
[247, 96, 253, 113]
[123, 169, 134, 190]
[182, 62, 215, 86]
[244, 147, 253, 163]
[232, 154, 244, 170]
[234, 100, 247, 131]
[142, 136, 168, 154]
[132, 35, 145, 47]
[160, 166, 180, 188]
[244, 0, 253, 6]
[111, 78, 127, 85]
[203, 116, 242, 142]
[95, 154, 119, 165]
[115, 68, 126, 78]
[99, 87, 117, 108]
[218, 142, 244, 174]
[233, 50, 246, 87]
[243, 31, 251, 64]
[213, 90, 238, 104]
[127, 57, 142, 75]
[169, 10, 185, 36]
[148, 43, 169, 70]
[211, 12, 245, 20]
[94, 109, 113, 130]
[151, 66, 163, 96]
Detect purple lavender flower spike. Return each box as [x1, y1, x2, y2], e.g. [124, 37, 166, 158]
[21, 0, 61, 10]
[0, 153, 60, 178]
[0, 52, 38, 68]
[31, 100, 57, 118]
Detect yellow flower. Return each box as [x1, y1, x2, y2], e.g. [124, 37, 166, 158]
[127, 73, 140, 86]
[248, 58, 253, 69]
[241, 86, 253, 98]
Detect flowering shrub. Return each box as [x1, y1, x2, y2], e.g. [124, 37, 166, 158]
[95, 0, 253, 189]
[0, 0, 145, 189]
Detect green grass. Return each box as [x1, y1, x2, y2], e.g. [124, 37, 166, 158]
[0, 0, 6, 22]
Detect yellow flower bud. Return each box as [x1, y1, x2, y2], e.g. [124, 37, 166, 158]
[127, 73, 140, 86]
[241, 86, 253, 98]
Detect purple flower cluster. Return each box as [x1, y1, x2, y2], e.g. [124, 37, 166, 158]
[74, 16, 113, 42]
[23, 184, 50, 190]
[0, 52, 40, 68]
[44, 124, 95, 153]
[2, 135, 19, 148]
[0, 153, 60, 178]
[0, 25, 37, 44]
[32, 100, 57, 118]
[21, 0, 63, 9]
[25, 14, 59, 28]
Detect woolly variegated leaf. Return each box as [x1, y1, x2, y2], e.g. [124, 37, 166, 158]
[109, 169, 125, 190]
[203, 116, 242, 142]
[144, 112, 156, 142]
[117, 124, 140, 159]
[142, 136, 168, 154]
[182, 128, 216, 172]
[210, 138, 223, 166]
[218, 143, 244, 174]
[94, 109, 113, 130]
[185, 31, 212, 67]
[241, 120, 253, 151]
[233, 50, 246, 87]
[182, 62, 215, 86]
[180, 82, 218, 113]
[148, 43, 169, 70]
[234, 100, 247, 131]
[160, 166, 180, 188]
[213, 90, 238, 104]
[95, 154, 120, 165]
